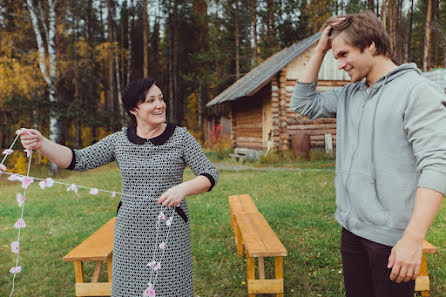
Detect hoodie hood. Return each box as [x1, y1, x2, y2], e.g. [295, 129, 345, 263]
[361, 63, 421, 93]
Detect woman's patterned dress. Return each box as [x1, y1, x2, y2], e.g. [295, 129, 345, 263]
[68, 123, 218, 297]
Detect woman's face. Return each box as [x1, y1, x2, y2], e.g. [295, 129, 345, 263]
[130, 84, 166, 126]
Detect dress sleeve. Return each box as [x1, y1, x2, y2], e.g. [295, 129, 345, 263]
[181, 128, 218, 191]
[290, 81, 344, 119]
[68, 133, 117, 172]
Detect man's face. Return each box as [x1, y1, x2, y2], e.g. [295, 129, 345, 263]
[332, 33, 374, 83]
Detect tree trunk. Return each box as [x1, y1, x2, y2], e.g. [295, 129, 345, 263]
[376, 0, 380, 18]
[173, 0, 179, 123]
[252, 0, 257, 64]
[235, 0, 240, 80]
[26, 0, 60, 175]
[127, 0, 134, 85]
[143, 0, 149, 77]
[388, 0, 396, 60]
[168, 2, 175, 123]
[423, 0, 433, 71]
[73, 5, 81, 148]
[381, 0, 386, 29]
[107, 0, 117, 129]
[407, 0, 414, 62]
[433, 0, 439, 67]
[368, 0, 374, 11]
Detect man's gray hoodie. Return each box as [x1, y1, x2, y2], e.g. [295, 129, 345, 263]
[290, 63, 446, 246]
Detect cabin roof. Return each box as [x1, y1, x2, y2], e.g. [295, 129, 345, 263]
[206, 32, 321, 107]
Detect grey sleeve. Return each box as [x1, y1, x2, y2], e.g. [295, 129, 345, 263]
[290, 81, 342, 119]
[70, 133, 117, 172]
[404, 81, 446, 194]
[181, 128, 218, 191]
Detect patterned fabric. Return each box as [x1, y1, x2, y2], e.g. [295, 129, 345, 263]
[70, 123, 218, 297]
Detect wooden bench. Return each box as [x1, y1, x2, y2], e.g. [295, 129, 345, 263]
[63, 217, 115, 297]
[228, 194, 287, 297]
[415, 240, 436, 297]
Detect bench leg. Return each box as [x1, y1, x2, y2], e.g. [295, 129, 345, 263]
[418, 253, 430, 297]
[235, 223, 243, 257]
[247, 252, 256, 297]
[258, 257, 265, 280]
[107, 254, 113, 282]
[91, 261, 103, 283]
[74, 261, 85, 297]
[275, 257, 284, 297]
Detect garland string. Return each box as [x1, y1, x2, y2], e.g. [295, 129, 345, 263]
[2, 131, 179, 297]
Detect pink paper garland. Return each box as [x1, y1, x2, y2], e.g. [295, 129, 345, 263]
[1, 129, 178, 296]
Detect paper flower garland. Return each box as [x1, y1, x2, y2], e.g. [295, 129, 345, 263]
[1, 129, 177, 297]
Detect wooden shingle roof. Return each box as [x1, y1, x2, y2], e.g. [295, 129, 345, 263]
[206, 32, 321, 107]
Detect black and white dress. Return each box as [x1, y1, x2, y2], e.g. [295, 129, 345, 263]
[67, 123, 218, 297]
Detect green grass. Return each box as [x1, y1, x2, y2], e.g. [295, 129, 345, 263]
[0, 164, 445, 296]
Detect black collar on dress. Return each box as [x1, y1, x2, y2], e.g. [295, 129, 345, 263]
[127, 123, 176, 145]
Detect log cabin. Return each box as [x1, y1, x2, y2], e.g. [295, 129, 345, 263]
[206, 33, 350, 155]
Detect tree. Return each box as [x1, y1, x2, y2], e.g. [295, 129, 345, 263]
[26, 0, 60, 175]
[143, 0, 149, 77]
[424, 0, 433, 71]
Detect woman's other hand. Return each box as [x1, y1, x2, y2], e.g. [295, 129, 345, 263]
[0, 164, 7, 175]
[16, 129, 44, 150]
[158, 185, 186, 207]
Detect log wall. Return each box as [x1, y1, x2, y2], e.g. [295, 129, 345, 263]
[232, 96, 263, 150]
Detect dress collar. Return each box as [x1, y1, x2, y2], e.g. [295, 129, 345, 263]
[127, 123, 176, 145]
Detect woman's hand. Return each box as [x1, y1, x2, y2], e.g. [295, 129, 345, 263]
[0, 164, 7, 175]
[16, 129, 44, 150]
[157, 184, 186, 207]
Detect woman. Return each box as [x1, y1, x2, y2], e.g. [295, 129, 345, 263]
[18, 79, 218, 296]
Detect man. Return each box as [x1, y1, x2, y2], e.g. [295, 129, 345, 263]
[290, 11, 446, 297]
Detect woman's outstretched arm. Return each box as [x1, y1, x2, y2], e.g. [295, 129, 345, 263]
[18, 129, 73, 169]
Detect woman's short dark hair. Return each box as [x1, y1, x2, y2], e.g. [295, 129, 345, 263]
[122, 78, 156, 124]
[323, 11, 393, 58]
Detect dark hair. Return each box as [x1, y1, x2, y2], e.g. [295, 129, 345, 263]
[323, 11, 393, 58]
[122, 78, 157, 124]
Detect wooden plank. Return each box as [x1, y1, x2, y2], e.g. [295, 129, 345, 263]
[228, 194, 259, 214]
[247, 213, 287, 257]
[422, 240, 436, 253]
[419, 253, 428, 277]
[247, 252, 256, 297]
[75, 282, 112, 296]
[258, 257, 265, 280]
[107, 254, 113, 282]
[64, 217, 115, 262]
[275, 257, 284, 297]
[91, 261, 103, 283]
[74, 261, 84, 283]
[237, 214, 269, 256]
[247, 279, 284, 294]
[415, 276, 430, 292]
[236, 213, 287, 257]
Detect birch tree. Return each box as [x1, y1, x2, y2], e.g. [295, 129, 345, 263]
[26, 0, 60, 175]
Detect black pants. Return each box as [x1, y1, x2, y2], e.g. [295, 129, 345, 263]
[340, 228, 415, 297]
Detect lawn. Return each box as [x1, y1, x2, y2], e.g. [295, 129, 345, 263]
[0, 163, 445, 296]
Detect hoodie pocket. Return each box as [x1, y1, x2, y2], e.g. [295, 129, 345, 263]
[346, 172, 389, 227]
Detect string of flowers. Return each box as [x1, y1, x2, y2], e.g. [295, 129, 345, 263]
[1, 130, 177, 297]
[4, 146, 33, 297]
[144, 207, 176, 297]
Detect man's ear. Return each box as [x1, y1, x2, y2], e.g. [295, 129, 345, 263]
[368, 41, 376, 55]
